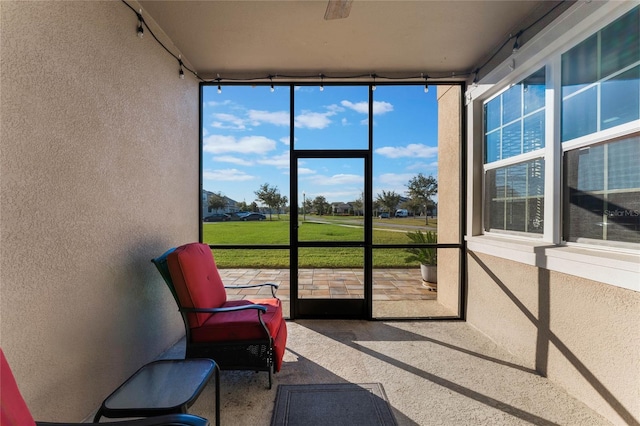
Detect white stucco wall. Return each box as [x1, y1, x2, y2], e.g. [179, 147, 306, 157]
[466, 252, 640, 425]
[463, 3, 640, 424]
[0, 1, 199, 421]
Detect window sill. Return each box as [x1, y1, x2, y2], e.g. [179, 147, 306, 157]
[466, 235, 640, 292]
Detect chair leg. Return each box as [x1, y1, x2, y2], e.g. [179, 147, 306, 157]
[268, 367, 272, 389]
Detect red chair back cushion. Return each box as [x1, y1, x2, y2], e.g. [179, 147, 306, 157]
[1, 349, 36, 426]
[167, 243, 227, 327]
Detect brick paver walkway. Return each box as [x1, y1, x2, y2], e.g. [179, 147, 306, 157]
[220, 268, 436, 301]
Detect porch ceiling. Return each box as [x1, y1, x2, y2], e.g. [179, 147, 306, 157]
[138, 0, 566, 81]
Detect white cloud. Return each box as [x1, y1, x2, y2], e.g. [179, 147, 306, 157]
[375, 143, 438, 159]
[341, 100, 368, 114]
[257, 152, 290, 168]
[298, 167, 316, 175]
[326, 104, 346, 113]
[203, 134, 276, 154]
[204, 100, 232, 107]
[211, 113, 246, 130]
[341, 118, 349, 126]
[407, 161, 439, 171]
[372, 101, 394, 115]
[203, 128, 209, 137]
[378, 173, 415, 186]
[374, 173, 418, 196]
[248, 110, 290, 126]
[295, 111, 334, 129]
[329, 173, 362, 185]
[214, 155, 253, 166]
[311, 173, 362, 186]
[279, 136, 294, 146]
[341, 100, 394, 115]
[203, 168, 255, 182]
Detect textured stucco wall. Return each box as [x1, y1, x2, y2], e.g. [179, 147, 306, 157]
[436, 85, 461, 314]
[467, 251, 640, 425]
[0, 1, 198, 421]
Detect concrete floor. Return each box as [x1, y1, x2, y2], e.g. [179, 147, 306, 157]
[161, 320, 611, 426]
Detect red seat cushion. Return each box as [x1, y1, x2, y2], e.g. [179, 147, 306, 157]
[191, 298, 284, 343]
[271, 316, 287, 372]
[1, 349, 36, 426]
[167, 243, 227, 327]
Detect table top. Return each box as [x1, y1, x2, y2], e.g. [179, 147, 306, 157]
[103, 358, 216, 412]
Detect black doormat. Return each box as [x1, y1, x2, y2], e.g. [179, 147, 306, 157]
[270, 383, 398, 426]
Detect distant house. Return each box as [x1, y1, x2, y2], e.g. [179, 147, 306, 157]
[331, 202, 353, 215]
[202, 189, 239, 217]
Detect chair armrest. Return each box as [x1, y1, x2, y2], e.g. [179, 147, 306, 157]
[224, 282, 279, 297]
[179, 305, 270, 339]
[180, 304, 268, 314]
[36, 413, 209, 426]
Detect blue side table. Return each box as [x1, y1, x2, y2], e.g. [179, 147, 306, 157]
[93, 358, 219, 426]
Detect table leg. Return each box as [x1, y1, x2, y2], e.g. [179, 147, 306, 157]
[214, 364, 220, 426]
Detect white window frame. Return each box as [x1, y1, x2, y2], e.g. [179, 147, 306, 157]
[482, 66, 548, 238]
[466, 1, 640, 292]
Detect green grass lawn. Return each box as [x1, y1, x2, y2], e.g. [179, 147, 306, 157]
[204, 219, 431, 268]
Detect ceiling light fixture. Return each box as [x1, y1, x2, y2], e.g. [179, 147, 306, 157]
[472, 69, 479, 86]
[136, 10, 144, 38]
[512, 30, 523, 53]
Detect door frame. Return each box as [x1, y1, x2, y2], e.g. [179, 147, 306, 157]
[290, 150, 373, 319]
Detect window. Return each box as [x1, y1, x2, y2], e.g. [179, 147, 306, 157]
[485, 159, 545, 234]
[561, 7, 639, 140]
[483, 67, 546, 235]
[561, 6, 640, 247]
[481, 5, 639, 248]
[564, 135, 640, 246]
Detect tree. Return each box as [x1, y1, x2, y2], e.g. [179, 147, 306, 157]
[254, 183, 283, 220]
[312, 195, 330, 215]
[236, 201, 248, 212]
[207, 191, 226, 213]
[274, 194, 288, 218]
[352, 192, 364, 216]
[372, 199, 381, 216]
[303, 198, 313, 216]
[402, 198, 423, 217]
[376, 190, 401, 216]
[249, 201, 258, 212]
[406, 173, 438, 225]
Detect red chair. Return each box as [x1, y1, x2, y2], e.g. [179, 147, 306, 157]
[0, 349, 208, 426]
[152, 243, 287, 388]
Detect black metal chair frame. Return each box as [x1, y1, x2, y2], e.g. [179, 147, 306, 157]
[37, 414, 208, 426]
[152, 248, 281, 388]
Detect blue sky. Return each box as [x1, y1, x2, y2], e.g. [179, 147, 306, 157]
[202, 84, 438, 207]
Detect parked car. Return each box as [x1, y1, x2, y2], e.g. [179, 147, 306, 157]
[378, 212, 390, 218]
[225, 212, 245, 221]
[203, 213, 230, 222]
[241, 212, 266, 221]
